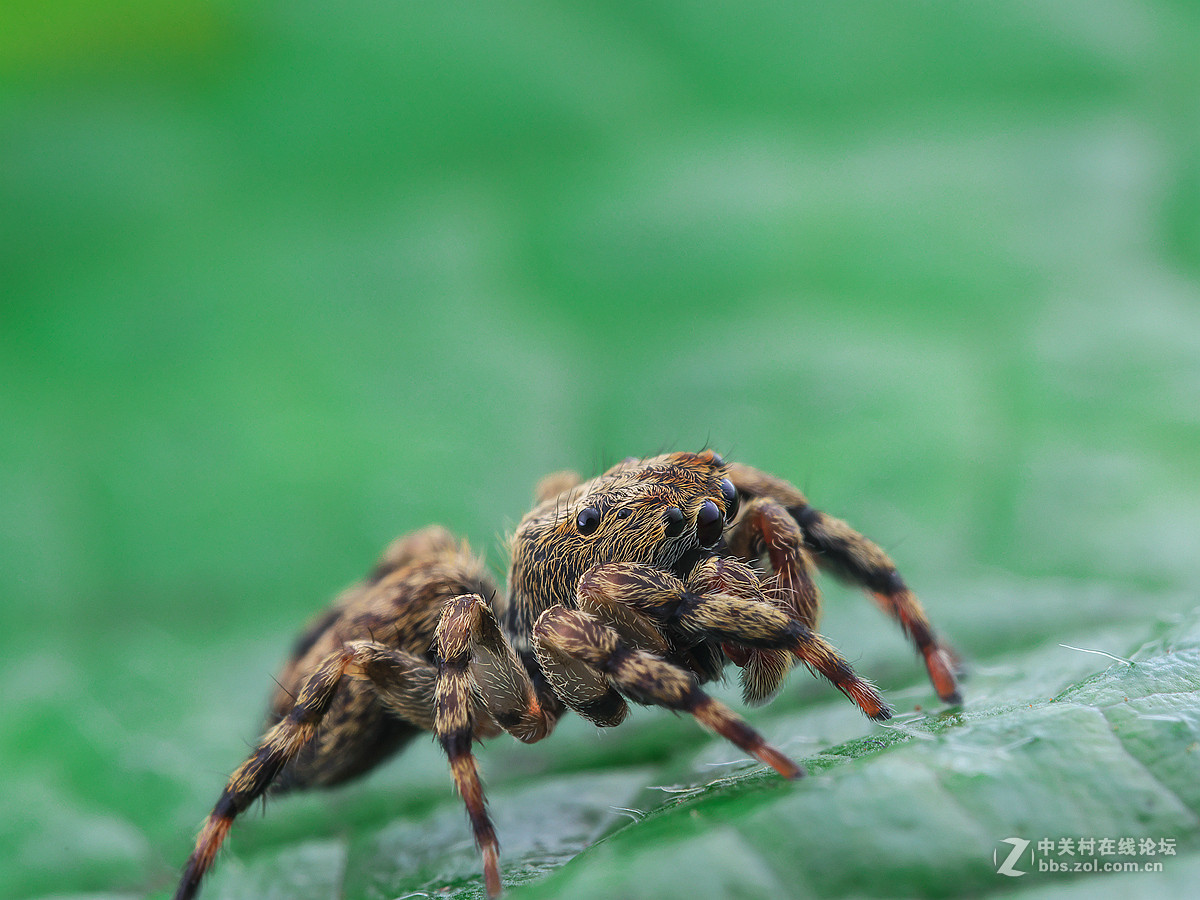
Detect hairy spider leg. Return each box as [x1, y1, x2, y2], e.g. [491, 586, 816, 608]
[434, 595, 559, 899]
[542, 580, 684, 726]
[727, 463, 962, 704]
[789, 505, 962, 704]
[533, 606, 803, 780]
[678, 553, 790, 704]
[723, 497, 896, 717]
[580, 561, 892, 721]
[720, 497, 821, 704]
[724, 498, 820, 623]
[340, 641, 440, 730]
[174, 648, 355, 900]
[532, 624, 631, 728]
[177, 641, 452, 900]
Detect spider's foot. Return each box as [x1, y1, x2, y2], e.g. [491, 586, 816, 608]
[690, 694, 804, 779]
[482, 842, 502, 898]
[844, 677, 893, 722]
[924, 645, 962, 705]
[789, 641, 892, 721]
[753, 742, 805, 780]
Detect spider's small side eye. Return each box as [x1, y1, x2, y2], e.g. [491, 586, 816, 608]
[663, 507, 685, 537]
[719, 478, 739, 520]
[576, 507, 601, 535]
[616, 508, 632, 520]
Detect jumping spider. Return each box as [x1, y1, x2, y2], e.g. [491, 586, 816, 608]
[175, 451, 960, 899]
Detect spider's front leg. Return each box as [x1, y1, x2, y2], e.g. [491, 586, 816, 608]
[580, 561, 892, 721]
[727, 464, 962, 704]
[532, 604, 803, 779]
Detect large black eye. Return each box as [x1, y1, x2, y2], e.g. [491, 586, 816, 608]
[719, 478, 739, 520]
[696, 499, 723, 547]
[576, 507, 601, 535]
[663, 506, 685, 537]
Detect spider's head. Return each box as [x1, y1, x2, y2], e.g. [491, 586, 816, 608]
[578, 450, 739, 564]
[508, 450, 740, 611]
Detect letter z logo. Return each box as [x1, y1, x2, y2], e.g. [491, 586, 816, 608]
[994, 837, 1030, 876]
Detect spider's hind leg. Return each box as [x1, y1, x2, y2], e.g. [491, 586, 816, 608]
[175, 527, 505, 900]
[175, 647, 356, 900]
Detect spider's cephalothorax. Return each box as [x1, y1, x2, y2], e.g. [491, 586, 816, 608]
[174, 451, 961, 900]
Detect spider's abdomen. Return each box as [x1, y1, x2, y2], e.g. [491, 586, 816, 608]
[268, 531, 498, 791]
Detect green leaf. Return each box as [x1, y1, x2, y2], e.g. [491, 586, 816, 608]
[170, 610, 1200, 900]
[517, 611, 1200, 898]
[3, 2, 1199, 900]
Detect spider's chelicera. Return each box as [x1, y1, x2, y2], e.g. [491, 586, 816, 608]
[174, 451, 960, 899]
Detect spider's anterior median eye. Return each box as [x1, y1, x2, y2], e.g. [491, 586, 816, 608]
[576, 506, 601, 535]
[696, 499, 723, 547]
[719, 478, 739, 520]
[663, 506, 685, 537]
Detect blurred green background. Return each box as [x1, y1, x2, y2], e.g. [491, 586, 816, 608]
[2, 2, 1199, 899]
